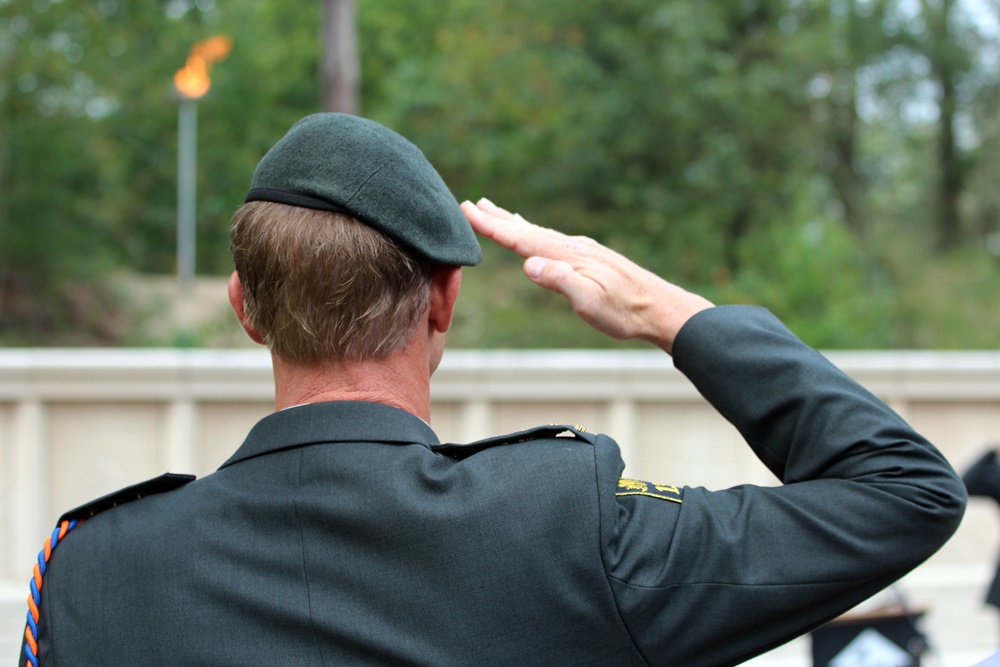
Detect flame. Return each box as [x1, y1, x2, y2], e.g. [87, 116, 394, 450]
[174, 35, 232, 99]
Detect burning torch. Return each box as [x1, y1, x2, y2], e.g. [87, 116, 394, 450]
[174, 35, 232, 292]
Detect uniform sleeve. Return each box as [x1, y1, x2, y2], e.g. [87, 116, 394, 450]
[599, 305, 967, 667]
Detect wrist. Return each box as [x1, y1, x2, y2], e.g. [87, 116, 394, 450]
[637, 290, 714, 354]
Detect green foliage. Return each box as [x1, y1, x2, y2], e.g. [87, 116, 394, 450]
[363, 0, 819, 281]
[716, 213, 898, 349]
[0, 0, 324, 341]
[1, 0, 999, 348]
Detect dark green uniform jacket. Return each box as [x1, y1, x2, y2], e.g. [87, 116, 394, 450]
[20, 306, 966, 666]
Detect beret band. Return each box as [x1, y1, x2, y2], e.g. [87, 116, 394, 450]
[245, 188, 349, 215]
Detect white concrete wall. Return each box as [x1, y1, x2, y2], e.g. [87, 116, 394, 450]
[2, 348, 999, 665]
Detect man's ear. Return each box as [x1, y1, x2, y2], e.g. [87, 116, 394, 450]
[427, 266, 462, 334]
[227, 270, 266, 345]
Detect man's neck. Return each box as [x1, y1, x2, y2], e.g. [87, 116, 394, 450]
[271, 352, 433, 422]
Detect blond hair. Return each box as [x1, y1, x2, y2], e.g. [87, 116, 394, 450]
[230, 201, 432, 364]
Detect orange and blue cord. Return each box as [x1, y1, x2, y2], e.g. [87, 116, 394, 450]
[24, 519, 81, 667]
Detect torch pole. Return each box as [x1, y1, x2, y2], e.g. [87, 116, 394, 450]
[177, 97, 197, 293]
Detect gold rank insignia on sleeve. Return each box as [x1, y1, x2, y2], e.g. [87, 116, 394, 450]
[616, 478, 683, 503]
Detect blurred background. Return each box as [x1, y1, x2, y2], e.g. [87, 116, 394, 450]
[4, 2, 1000, 664]
[1, 0, 999, 351]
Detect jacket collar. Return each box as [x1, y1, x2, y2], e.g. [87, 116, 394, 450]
[219, 401, 440, 469]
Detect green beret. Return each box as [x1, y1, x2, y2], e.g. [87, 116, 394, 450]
[246, 113, 482, 266]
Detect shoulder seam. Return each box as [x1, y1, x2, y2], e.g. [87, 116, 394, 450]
[589, 434, 653, 665]
[431, 424, 596, 458]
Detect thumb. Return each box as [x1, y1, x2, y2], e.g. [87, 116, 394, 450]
[524, 256, 548, 281]
[524, 257, 588, 303]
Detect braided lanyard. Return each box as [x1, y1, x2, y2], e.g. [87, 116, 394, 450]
[24, 519, 82, 667]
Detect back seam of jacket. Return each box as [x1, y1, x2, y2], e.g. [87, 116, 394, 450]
[294, 448, 327, 666]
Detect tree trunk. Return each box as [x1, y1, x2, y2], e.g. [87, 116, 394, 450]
[827, 0, 868, 240]
[828, 65, 867, 239]
[935, 56, 962, 250]
[319, 0, 360, 115]
[930, 0, 963, 251]
[723, 208, 751, 274]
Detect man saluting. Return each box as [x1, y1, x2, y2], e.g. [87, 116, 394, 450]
[21, 113, 965, 666]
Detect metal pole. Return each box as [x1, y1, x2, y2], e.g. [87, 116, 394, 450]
[177, 98, 197, 293]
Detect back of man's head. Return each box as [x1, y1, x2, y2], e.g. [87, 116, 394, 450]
[229, 113, 481, 365]
[230, 201, 430, 363]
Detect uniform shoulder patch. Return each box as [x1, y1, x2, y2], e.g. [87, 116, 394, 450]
[57, 472, 196, 525]
[616, 478, 683, 503]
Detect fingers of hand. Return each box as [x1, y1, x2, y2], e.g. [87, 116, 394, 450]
[460, 201, 526, 249]
[476, 198, 520, 222]
[527, 255, 647, 341]
[461, 199, 578, 262]
[462, 199, 624, 300]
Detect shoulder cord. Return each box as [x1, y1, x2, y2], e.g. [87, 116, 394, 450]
[23, 519, 82, 667]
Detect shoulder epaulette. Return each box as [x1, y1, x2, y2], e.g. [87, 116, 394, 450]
[432, 424, 596, 459]
[25, 473, 195, 667]
[57, 472, 196, 525]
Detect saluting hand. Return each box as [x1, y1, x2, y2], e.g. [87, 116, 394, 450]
[460, 198, 713, 355]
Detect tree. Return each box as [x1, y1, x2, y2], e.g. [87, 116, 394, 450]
[0, 0, 323, 342]
[808, 0, 900, 241]
[320, 0, 360, 114]
[919, 0, 975, 250]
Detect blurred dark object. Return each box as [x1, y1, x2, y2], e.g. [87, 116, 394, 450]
[811, 604, 926, 667]
[963, 447, 1000, 609]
